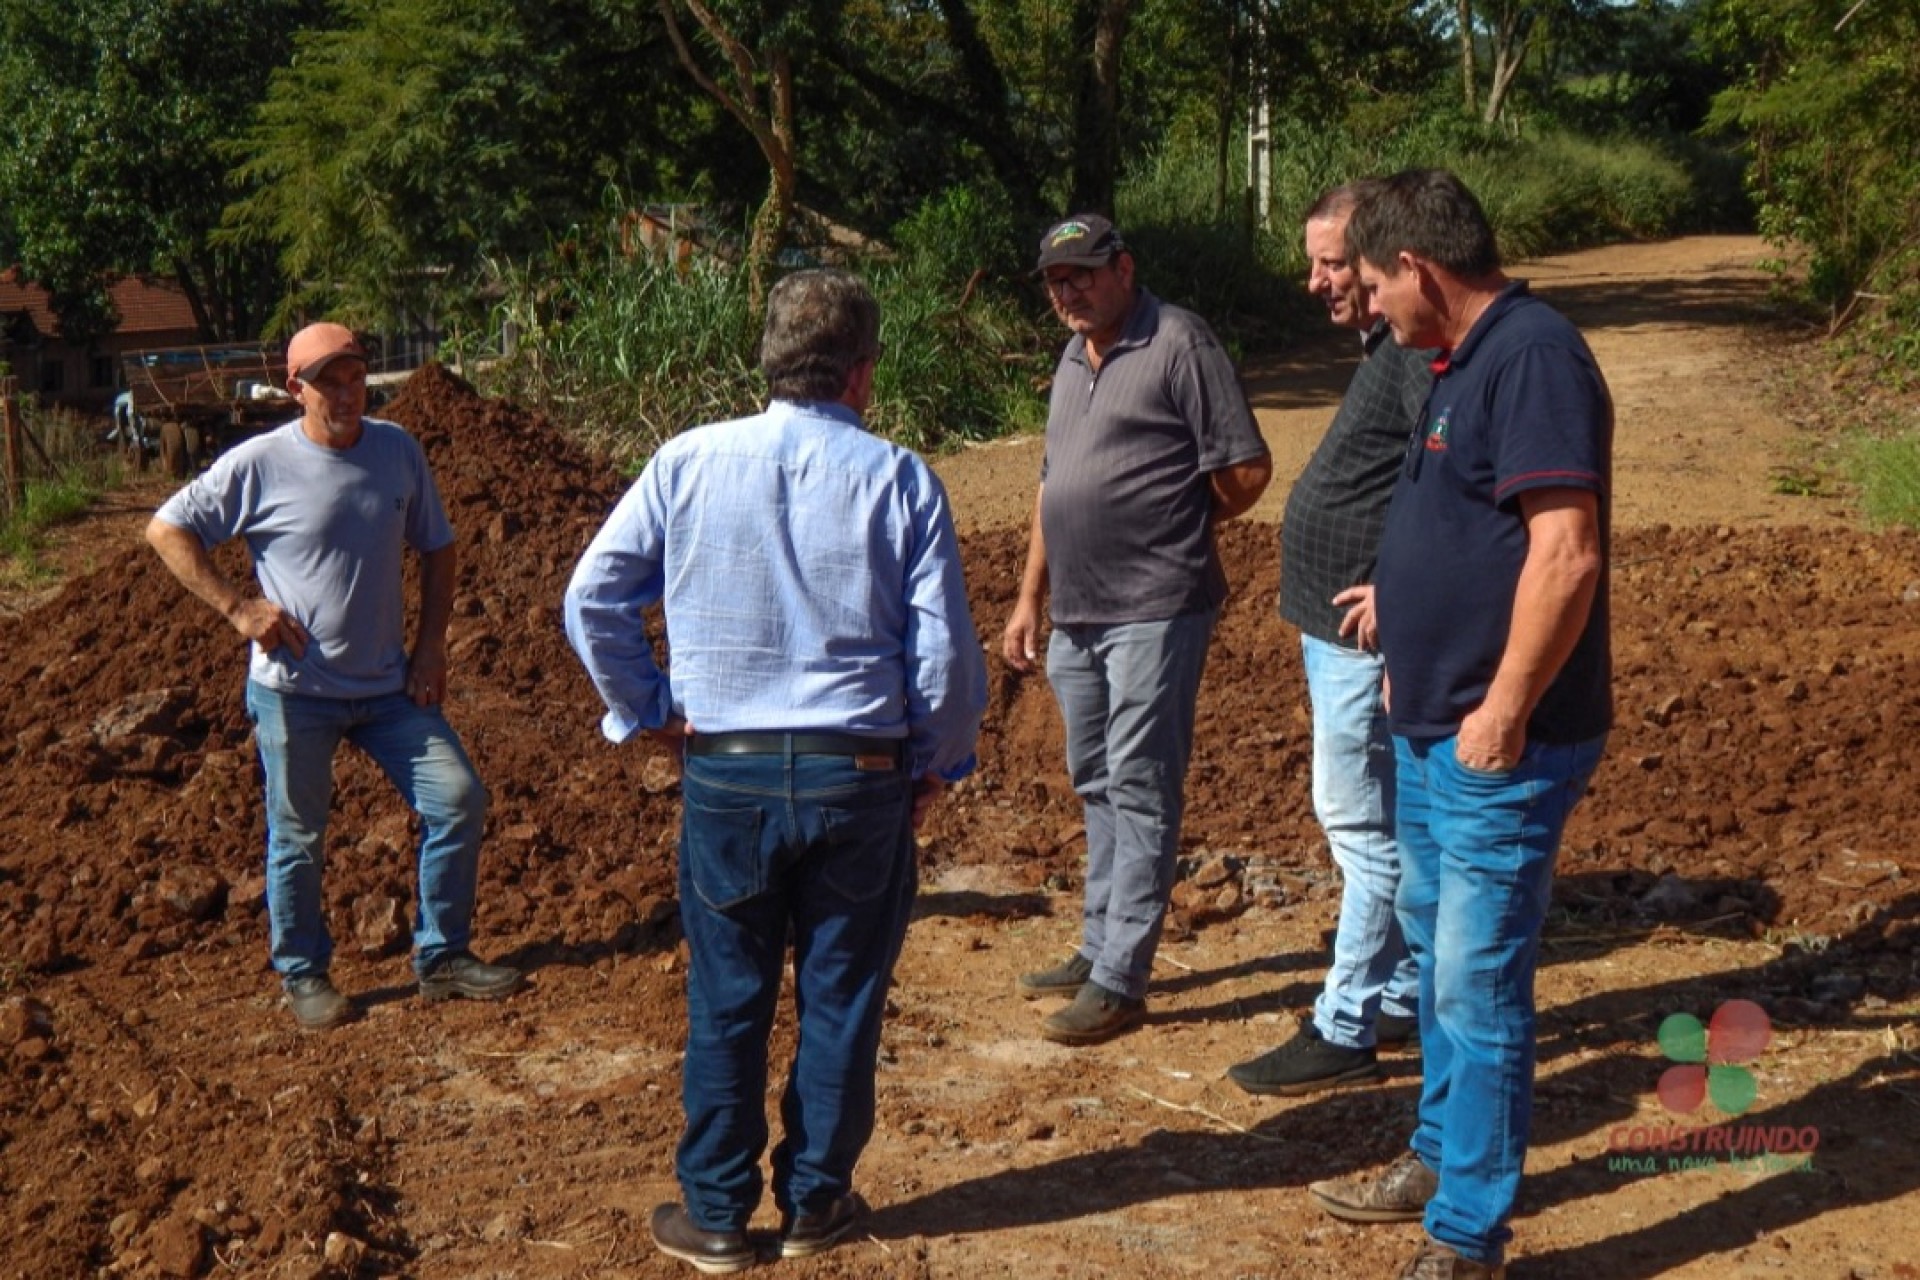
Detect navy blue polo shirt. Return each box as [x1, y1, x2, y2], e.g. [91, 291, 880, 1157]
[1374, 283, 1613, 743]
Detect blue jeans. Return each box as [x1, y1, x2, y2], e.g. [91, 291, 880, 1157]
[1301, 636, 1417, 1048]
[1395, 732, 1606, 1266]
[674, 746, 916, 1232]
[1047, 611, 1214, 1001]
[245, 681, 488, 980]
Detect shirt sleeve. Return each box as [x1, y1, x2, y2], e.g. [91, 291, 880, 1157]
[152, 448, 254, 547]
[1489, 343, 1612, 507]
[400, 433, 456, 554]
[1167, 330, 1268, 473]
[563, 462, 676, 743]
[900, 463, 988, 781]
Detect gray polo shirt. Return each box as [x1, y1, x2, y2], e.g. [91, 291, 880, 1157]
[1040, 289, 1268, 626]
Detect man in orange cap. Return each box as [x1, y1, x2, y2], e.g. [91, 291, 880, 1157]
[145, 321, 522, 1030]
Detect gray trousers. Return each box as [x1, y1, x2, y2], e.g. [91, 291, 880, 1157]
[1046, 610, 1215, 1000]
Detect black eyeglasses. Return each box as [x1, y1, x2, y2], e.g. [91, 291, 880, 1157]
[1044, 265, 1109, 297]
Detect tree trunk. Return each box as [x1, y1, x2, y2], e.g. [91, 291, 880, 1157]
[1457, 0, 1478, 115]
[1482, 3, 1535, 125]
[658, 0, 799, 316]
[1069, 0, 1133, 215]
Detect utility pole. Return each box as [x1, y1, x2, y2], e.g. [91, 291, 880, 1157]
[1245, 6, 1270, 230]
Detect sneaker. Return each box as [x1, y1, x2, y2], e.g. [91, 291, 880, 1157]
[1377, 1011, 1421, 1050]
[1039, 981, 1144, 1045]
[1228, 1022, 1380, 1096]
[1398, 1239, 1506, 1279]
[418, 951, 523, 1003]
[285, 975, 358, 1030]
[1308, 1150, 1438, 1223]
[648, 1203, 755, 1275]
[780, 1191, 867, 1259]
[1016, 953, 1093, 1000]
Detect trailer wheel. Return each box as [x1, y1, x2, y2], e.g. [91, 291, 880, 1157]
[159, 421, 190, 479]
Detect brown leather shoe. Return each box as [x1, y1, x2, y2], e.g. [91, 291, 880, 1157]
[1040, 981, 1144, 1045]
[1398, 1238, 1506, 1278]
[648, 1203, 755, 1274]
[1308, 1150, 1438, 1223]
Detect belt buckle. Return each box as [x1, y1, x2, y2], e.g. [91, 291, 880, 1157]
[853, 752, 894, 772]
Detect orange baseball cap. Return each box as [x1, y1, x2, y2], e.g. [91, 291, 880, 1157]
[285, 322, 367, 384]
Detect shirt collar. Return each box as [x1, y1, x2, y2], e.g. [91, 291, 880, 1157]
[1069, 288, 1161, 368]
[767, 397, 866, 430]
[1444, 279, 1532, 370]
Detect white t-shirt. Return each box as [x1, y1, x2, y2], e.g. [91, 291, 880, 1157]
[156, 418, 455, 698]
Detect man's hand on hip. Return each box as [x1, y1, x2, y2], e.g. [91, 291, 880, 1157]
[229, 598, 309, 659]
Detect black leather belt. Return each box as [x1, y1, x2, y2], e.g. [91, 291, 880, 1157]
[685, 731, 903, 766]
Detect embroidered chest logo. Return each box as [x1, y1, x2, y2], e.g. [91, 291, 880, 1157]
[1424, 407, 1451, 453]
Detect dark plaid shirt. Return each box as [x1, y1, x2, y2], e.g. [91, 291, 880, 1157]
[1279, 322, 1435, 644]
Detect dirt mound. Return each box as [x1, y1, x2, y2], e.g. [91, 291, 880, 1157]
[2, 356, 1917, 1276]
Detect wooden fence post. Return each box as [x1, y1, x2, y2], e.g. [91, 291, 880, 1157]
[2, 375, 24, 515]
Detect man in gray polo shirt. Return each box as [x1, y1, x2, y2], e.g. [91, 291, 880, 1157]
[1004, 215, 1271, 1045]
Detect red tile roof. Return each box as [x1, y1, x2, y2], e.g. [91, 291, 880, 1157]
[1, 268, 198, 339]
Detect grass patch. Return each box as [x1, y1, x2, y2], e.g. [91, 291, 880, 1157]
[1, 404, 119, 583]
[1848, 432, 1920, 529]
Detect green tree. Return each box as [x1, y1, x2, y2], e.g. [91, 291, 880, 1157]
[0, 0, 328, 341]
[1705, 0, 1920, 329]
[226, 0, 736, 334]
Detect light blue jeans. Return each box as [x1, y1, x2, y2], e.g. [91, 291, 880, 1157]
[1395, 731, 1606, 1266]
[1301, 635, 1417, 1048]
[246, 681, 488, 980]
[1047, 611, 1215, 1001]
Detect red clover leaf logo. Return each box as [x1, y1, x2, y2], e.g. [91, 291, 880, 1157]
[1655, 999, 1770, 1116]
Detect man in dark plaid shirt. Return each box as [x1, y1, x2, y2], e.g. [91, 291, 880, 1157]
[1228, 181, 1434, 1096]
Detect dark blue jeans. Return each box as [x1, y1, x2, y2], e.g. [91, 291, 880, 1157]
[673, 746, 916, 1232]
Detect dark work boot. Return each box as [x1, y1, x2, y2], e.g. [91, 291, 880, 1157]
[418, 951, 523, 1002]
[780, 1192, 867, 1259]
[1016, 953, 1094, 999]
[648, 1203, 755, 1274]
[285, 975, 358, 1030]
[1039, 981, 1144, 1045]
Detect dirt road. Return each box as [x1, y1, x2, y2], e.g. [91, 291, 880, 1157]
[2, 237, 1915, 1280]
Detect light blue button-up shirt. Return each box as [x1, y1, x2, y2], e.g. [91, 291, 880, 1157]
[563, 399, 986, 781]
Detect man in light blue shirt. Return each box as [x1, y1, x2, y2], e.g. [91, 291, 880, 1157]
[564, 269, 986, 1274]
[145, 322, 522, 1032]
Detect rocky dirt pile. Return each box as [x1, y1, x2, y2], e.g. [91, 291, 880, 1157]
[2, 365, 1916, 1276]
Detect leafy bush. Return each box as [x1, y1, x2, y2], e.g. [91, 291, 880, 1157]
[483, 246, 762, 469]
[485, 191, 1052, 466]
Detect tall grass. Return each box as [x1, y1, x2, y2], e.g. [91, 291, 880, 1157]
[485, 191, 1052, 467]
[1243, 113, 1699, 270]
[483, 248, 762, 469]
[0, 403, 122, 582]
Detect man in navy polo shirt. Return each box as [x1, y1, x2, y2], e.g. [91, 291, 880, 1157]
[1304, 170, 1611, 1280]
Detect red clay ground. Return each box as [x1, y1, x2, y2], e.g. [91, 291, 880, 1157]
[2, 238, 1916, 1280]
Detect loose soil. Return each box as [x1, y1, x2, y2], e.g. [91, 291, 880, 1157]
[3, 237, 1915, 1280]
